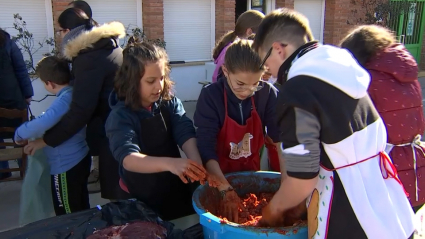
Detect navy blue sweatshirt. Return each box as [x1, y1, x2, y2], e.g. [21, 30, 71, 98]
[194, 76, 280, 164]
[105, 91, 196, 178]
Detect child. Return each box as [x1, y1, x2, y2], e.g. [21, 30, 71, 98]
[105, 39, 206, 221]
[212, 10, 265, 82]
[253, 8, 414, 238]
[341, 25, 425, 213]
[194, 39, 281, 222]
[15, 56, 90, 216]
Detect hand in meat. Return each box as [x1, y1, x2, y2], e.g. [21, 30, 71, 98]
[220, 190, 240, 223]
[258, 200, 307, 227]
[258, 203, 284, 227]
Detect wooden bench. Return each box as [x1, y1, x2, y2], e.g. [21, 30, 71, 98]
[0, 108, 29, 182]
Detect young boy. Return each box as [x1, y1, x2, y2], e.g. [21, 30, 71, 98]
[15, 56, 90, 216]
[252, 8, 415, 239]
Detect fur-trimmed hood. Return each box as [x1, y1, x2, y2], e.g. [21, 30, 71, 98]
[63, 21, 125, 60]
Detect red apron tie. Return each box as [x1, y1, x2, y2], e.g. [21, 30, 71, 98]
[321, 152, 409, 197]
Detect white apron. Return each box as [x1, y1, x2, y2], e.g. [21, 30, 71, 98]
[306, 120, 415, 239]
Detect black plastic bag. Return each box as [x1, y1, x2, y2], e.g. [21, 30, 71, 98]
[0, 200, 176, 239]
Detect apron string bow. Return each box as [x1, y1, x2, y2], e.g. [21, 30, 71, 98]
[322, 151, 409, 197]
[387, 134, 425, 201]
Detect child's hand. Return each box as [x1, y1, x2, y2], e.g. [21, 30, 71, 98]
[258, 203, 284, 227]
[15, 139, 28, 146]
[220, 190, 240, 222]
[24, 139, 47, 156]
[200, 174, 222, 188]
[168, 158, 206, 184]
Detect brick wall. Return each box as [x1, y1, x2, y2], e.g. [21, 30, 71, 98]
[276, 0, 294, 9]
[215, 0, 235, 42]
[142, 0, 164, 40]
[323, 0, 357, 45]
[51, 0, 69, 33]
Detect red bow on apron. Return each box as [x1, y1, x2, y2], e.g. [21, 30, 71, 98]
[322, 151, 409, 197]
[216, 89, 264, 174]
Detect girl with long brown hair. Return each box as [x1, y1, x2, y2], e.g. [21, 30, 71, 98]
[105, 39, 207, 221]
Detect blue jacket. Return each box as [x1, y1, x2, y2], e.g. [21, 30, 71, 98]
[194, 76, 280, 164]
[15, 86, 89, 175]
[2, 30, 33, 99]
[105, 91, 196, 178]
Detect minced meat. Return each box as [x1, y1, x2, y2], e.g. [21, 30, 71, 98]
[87, 221, 167, 239]
[219, 193, 306, 227]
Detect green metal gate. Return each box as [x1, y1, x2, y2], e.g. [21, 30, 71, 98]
[388, 0, 425, 64]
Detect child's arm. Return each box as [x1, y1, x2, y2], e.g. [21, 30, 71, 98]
[106, 109, 206, 183]
[169, 97, 203, 165]
[261, 81, 321, 226]
[15, 95, 70, 142]
[193, 90, 231, 188]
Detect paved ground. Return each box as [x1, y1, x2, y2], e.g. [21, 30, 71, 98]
[0, 79, 425, 236]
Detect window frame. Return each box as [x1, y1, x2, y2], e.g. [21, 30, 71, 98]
[247, 0, 276, 14]
[164, 0, 215, 63]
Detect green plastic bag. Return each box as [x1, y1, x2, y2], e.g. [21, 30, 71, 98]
[19, 148, 54, 226]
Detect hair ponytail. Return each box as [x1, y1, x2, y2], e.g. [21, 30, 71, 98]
[224, 39, 263, 74]
[213, 31, 237, 60]
[58, 8, 93, 31]
[84, 18, 92, 29]
[213, 10, 265, 60]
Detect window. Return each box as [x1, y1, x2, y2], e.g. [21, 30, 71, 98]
[250, 0, 266, 13]
[248, 0, 276, 14]
[294, 0, 325, 42]
[87, 0, 142, 46]
[0, 0, 54, 65]
[163, 0, 215, 62]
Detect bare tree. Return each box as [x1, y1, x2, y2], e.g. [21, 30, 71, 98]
[348, 0, 412, 27]
[11, 14, 56, 80]
[121, 24, 166, 49]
